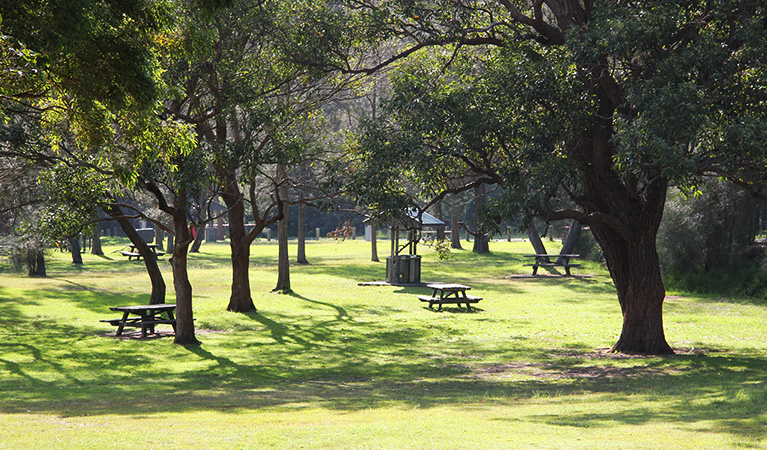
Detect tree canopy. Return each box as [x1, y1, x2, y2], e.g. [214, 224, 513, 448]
[339, 0, 767, 354]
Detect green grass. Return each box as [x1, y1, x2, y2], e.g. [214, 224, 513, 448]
[1, 239, 766, 449]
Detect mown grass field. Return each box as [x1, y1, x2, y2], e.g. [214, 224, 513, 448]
[1, 238, 766, 449]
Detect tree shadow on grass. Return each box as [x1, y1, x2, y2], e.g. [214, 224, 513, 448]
[1, 307, 767, 445]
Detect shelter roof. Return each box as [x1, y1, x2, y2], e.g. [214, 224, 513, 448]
[365, 208, 445, 229]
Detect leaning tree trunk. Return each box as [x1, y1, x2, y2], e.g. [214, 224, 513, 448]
[556, 221, 582, 265]
[189, 226, 204, 252]
[104, 204, 166, 305]
[526, 222, 549, 261]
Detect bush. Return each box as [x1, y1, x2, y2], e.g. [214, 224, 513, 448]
[658, 180, 766, 296]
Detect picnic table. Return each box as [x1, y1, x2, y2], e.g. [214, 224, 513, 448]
[120, 243, 166, 261]
[100, 304, 177, 338]
[523, 254, 581, 276]
[418, 283, 482, 311]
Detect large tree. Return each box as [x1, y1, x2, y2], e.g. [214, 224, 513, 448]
[162, 0, 348, 311]
[337, 1, 767, 354]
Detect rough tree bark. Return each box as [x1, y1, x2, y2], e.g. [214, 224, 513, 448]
[167, 191, 199, 345]
[221, 176, 256, 312]
[220, 170, 283, 312]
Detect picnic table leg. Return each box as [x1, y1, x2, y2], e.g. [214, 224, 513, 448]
[139, 312, 151, 338]
[166, 309, 177, 333]
[115, 312, 130, 336]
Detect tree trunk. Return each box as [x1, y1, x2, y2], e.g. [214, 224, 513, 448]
[69, 237, 83, 265]
[370, 224, 379, 262]
[169, 193, 199, 346]
[297, 202, 309, 264]
[103, 204, 166, 305]
[190, 226, 204, 252]
[91, 229, 103, 255]
[433, 202, 446, 241]
[527, 222, 549, 262]
[28, 249, 46, 276]
[450, 197, 462, 249]
[579, 144, 673, 354]
[472, 184, 489, 254]
[154, 226, 164, 250]
[274, 198, 291, 292]
[222, 180, 256, 313]
[556, 221, 582, 265]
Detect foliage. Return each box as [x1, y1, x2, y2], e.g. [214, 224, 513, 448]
[659, 180, 767, 297]
[659, 181, 764, 274]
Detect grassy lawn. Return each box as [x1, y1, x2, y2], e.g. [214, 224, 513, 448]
[1, 238, 766, 449]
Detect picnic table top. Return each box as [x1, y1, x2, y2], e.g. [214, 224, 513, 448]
[110, 304, 176, 313]
[427, 283, 471, 291]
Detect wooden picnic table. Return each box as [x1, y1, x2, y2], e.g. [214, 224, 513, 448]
[120, 243, 166, 261]
[523, 254, 581, 276]
[101, 304, 177, 338]
[418, 283, 482, 311]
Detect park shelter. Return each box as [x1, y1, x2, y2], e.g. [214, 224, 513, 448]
[367, 209, 445, 284]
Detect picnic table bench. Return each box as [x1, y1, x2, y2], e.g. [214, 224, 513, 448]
[120, 243, 166, 261]
[418, 283, 482, 311]
[101, 304, 177, 338]
[523, 254, 581, 276]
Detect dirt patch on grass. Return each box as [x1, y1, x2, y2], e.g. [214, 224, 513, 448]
[473, 361, 689, 380]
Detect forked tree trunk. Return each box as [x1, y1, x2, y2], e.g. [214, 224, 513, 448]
[580, 151, 673, 354]
[221, 179, 256, 312]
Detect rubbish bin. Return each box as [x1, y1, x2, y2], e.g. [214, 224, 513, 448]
[386, 255, 421, 284]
